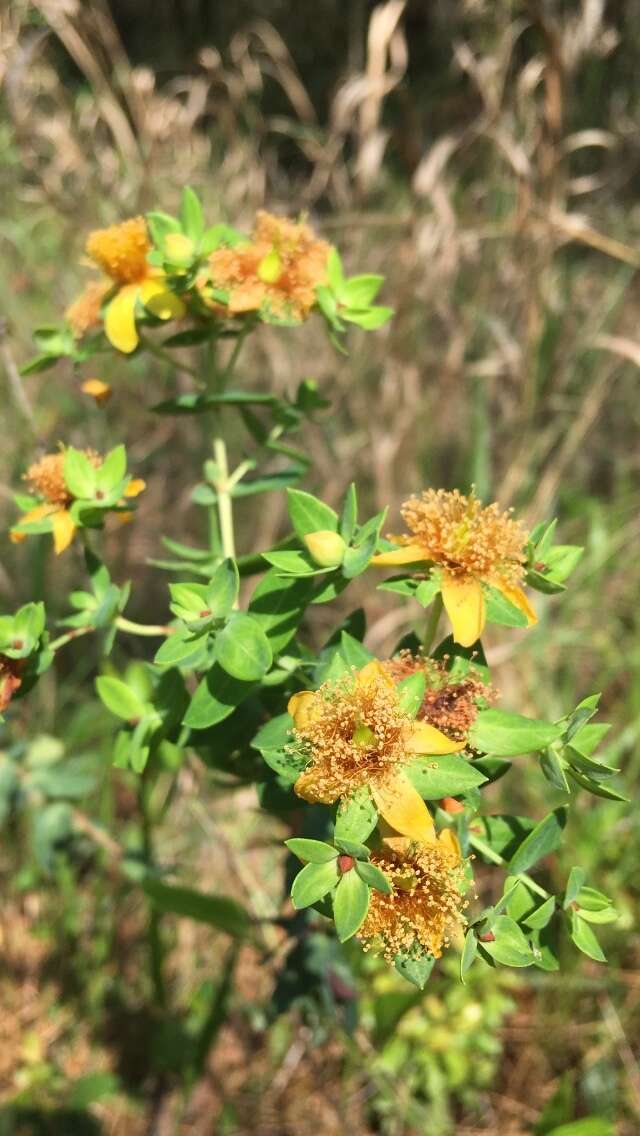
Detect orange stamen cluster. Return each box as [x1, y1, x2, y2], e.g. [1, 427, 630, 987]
[359, 841, 465, 961]
[65, 280, 110, 337]
[292, 671, 413, 802]
[209, 211, 330, 321]
[85, 217, 150, 284]
[399, 488, 528, 586]
[384, 651, 490, 741]
[25, 450, 101, 505]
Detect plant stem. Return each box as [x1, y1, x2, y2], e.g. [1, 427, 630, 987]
[468, 834, 550, 900]
[423, 593, 443, 653]
[115, 616, 173, 637]
[139, 333, 200, 379]
[138, 777, 167, 1009]
[213, 436, 236, 561]
[49, 625, 96, 652]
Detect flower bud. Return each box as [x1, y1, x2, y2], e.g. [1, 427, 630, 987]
[338, 855, 355, 873]
[163, 232, 196, 267]
[303, 530, 346, 568]
[81, 378, 112, 405]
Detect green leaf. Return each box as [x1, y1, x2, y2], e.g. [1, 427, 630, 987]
[341, 274, 384, 307]
[215, 613, 272, 681]
[95, 676, 147, 721]
[355, 860, 392, 893]
[262, 549, 325, 576]
[566, 768, 628, 801]
[339, 483, 358, 543]
[523, 896, 556, 929]
[334, 786, 378, 842]
[143, 878, 251, 937]
[574, 886, 612, 912]
[334, 837, 370, 859]
[291, 860, 339, 909]
[180, 186, 204, 239]
[544, 1120, 614, 1136]
[396, 672, 426, 718]
[484, 585, 529, 627]
[206, 558, 239, 617]
[286, 488, 339, 540]
[540, 747, 571, 792]
[570, 911, 606, 962]
[252, 713, 293, 752]
[333, 870, 370, 941]
[481, 915, 535, 967]
[564, 866, 586, 908]
[406, 754, 487, 799]
[339, 631, 372, 669]
[95, 444, 127, 491]
[343, 305, 393, 330]
[394, 954, 435, 989]
[478, 815, 536, 860]
[460, 929, 478, 982]
[154, 628, 210, 669]
[260, 747, 304, 782]
[63, 448, 97, 498]
[153, 391, 276, 415]
[470, 708, 562, 756]
[508, 808, 567, 875]
[184, 666, 255, 729]
[327, 247, 345, 293]
[249, 569, 314, 655]
[415, 575, 442, 608]
[285, 838, 338, 863]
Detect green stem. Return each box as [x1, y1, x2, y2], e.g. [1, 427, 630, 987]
[115, 616, 173, 637]
[139, 333, 200, 379]
[468, 834, 550, 900]
[49, 625, 95, 652]
[423, 593, 444, 654]
[213, 436, 236, 562]
[139, 777, 167, 1009]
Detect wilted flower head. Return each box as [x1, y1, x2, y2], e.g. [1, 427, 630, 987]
[65, 280, 110, 338]
[289, 661, 464, 843]
[384, 650, 490, 741]
[359, 833, 465, 961]
[209, 211, 330, 322]
[373, 488, 536, 647]
[25, 451, 100, 506]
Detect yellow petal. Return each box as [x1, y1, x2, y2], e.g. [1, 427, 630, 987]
[406, 721, 466, 755]
[356, 659, 394, 690]
[371, 771, 436, 843]
[496, 581, 537, 626]
[441, 573, 485, 647]
[10, 503, 58, 541]
[287, 690, 322, 729]
[293, 767, 337, 805]
[139, 278, 186, 321]
[104, 285, 139, 353]
[124, 478, 146, 499]
[52, 509, 77, 554]
[371, 542, 428, 567]
[438, 827, 462, 865]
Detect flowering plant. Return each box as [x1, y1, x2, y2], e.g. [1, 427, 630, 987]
[5, 190, 623, 1027]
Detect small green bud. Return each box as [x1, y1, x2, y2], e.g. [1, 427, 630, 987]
[163, 232, 196, 267]
[303, 530, 346, 568]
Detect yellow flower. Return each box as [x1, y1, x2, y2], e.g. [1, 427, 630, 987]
[10, 451, 144, 555]
[359, 833, 465, 961]
[209, 211, 330, 322]
[67, 217, 185, 354]
[288, 660, 465, 844]
[372, 488, 536, 647]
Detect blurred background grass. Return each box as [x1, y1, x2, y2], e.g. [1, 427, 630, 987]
[1, 1, 639, 1133]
